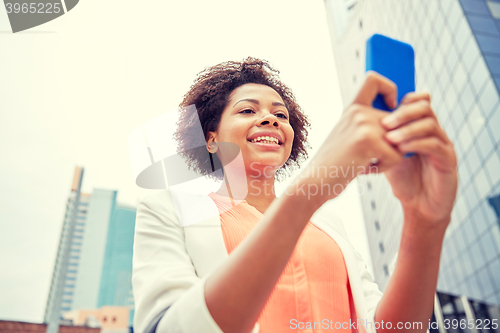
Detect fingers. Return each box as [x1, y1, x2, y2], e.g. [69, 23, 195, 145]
[397, 137, 457, 173]
[400, 91, 431, 105]
[359, 135, 405, 174]
[352, 71, 398, 109]
[381, 99, 434, 130]
[384, 116, 449, 145]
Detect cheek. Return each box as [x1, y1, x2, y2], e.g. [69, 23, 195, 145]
[285, 125, 294, 146]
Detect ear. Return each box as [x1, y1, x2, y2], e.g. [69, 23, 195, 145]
[206, 132, 218, 153]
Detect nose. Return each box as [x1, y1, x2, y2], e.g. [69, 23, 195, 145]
[257, 113, 280, 128]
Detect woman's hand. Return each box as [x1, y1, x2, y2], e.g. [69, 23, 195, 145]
[298, 72, 405, 205]
[382, 92, 458, 227]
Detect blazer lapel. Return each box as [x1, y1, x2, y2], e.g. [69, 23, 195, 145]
[170, 188, 229, 278]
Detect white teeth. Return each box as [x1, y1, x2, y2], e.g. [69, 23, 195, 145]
[250, 136, 279, 144]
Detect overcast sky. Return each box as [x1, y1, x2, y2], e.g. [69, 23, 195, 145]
[0, 0, 371, 323]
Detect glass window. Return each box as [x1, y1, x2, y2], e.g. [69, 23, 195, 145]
[441, 27, 454, 55]
[468, 105, 486, 141]
[437, 66, 450, 94]
[427, 36, 439, 61]
[466, 146, 481, 174]
[487, 257, 500, 288]
[462, 220, 475, 246]
[485, 152, 500, 188]
[444, 120, 455, 141]
[476, 129, 494, 160]
[488, 194, 500, 219]
[457, 226, 469, 254]
[487, 1, 500, 19]
[459, 123, 474, 153]
[452, 61, 468, 94]
[473, 168, 491, 199]
[462, 39, 480, 75]
[434, 11, 445, 37]
[457, 194, 470, 222]
[447, 235, 459, 262]
[495, 77, 500, 93]
[475, 34, 500, 54]
[454, 254, 467, 280]
[468, 274, 485, 299]
[467, 14, 500, 34]
[464, 181, 480, 210]
[446, 44, 460, 77]
[484, 55, 500, 77]
[480, 231, 498, 263]
[460, 83, 476, 113]
[459, 158, 471, 186]
[383, 264, 389, 276]
[462, 0, 490, 15]
[488, 106, 500, 144]
[479, 80, 500, 117]
[470, 238, 486, 269]
[463, 248, 475, 275]
[474, 204, 490, 235]
[455, 19, 472, 53]
[490, 225, 500, 253]
[447, 1, 462, 31]
[471, 58, 490, 96]
[477, 266, 495, 297]
[379, 242, 385, 253]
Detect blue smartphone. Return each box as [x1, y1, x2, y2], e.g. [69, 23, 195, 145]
[366, 33, 415, 158]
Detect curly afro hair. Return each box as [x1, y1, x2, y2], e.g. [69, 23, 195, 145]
[173, 57, 311, 182]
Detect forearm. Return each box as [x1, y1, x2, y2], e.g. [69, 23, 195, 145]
[204, 178, 324, 333]
[374, 209, 449, 332]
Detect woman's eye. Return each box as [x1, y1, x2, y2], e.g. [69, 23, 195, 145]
[276, 113, 288, 119]
[239, 109, 254, 114]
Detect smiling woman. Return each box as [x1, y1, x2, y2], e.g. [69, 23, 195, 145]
[173, 57, 311, 183]
[132, 57, 458, 333]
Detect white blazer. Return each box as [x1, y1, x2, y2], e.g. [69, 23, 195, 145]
[132, 188, 383, 333]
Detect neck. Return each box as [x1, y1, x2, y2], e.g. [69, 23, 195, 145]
[215, 166, 277, 214]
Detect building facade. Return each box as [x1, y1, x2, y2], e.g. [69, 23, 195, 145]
[45, 167, 89, 323]
[44, 168, 137, 328]
[324, 0, 500, 321]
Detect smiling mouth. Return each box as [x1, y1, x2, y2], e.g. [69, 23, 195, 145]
[248, 136, 282, 145]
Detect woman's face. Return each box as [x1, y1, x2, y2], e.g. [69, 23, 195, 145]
[208, 83, 294, 178]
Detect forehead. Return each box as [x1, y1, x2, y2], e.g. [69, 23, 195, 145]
[228, 83, 284, 104]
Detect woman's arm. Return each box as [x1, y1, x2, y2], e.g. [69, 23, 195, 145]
[203, 72, 406, 333]
[374, 92, 458, 332]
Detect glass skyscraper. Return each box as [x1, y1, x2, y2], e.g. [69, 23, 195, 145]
[98, 204, 137, 326]
[44, 168, 137, 327]
[325, 0, 500, 323]
[44, 167, 89, 324]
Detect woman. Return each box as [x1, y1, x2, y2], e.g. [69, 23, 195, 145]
[132, 57, 458, 333]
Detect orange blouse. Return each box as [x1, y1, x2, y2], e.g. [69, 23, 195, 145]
[208, 192, 356, 333]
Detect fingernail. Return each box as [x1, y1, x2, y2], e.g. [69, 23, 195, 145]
[382, 115, 397, 127]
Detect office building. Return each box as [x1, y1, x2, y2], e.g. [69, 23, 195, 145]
[44, 168, 137, 329]
[324, 0, 500, 322]
[45, 167, 89, 323]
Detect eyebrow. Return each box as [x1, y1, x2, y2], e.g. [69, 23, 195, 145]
[232, 98, 287, 108]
